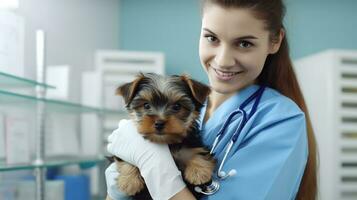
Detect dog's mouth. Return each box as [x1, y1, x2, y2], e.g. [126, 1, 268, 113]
[137, 119, 189, 144]
[143, 133, 185, 144]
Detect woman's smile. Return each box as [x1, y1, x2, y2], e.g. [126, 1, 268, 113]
[212, 67, 242, 81]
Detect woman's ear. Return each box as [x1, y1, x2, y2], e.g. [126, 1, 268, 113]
[269, 28, 285, 54]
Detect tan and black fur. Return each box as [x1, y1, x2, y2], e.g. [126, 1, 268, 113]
[110, 73, 216, 199]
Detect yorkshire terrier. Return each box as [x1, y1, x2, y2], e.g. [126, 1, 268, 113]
[110, 73, 216, 199]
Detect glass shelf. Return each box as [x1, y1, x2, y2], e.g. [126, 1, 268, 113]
[91, 195, 108, 200]
[0, 155, 106, 172]
[0, 71, 55, 89]
[102, 108, 129, 117]
[0, 89, 125, 114]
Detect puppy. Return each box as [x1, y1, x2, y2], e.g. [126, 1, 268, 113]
[111, 73, 216, 199]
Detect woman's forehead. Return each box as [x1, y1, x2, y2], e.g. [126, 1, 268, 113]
[201, 5, 268, 39]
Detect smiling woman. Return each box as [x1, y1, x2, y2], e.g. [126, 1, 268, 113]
[199, 6, 283, 108]
[199, 5, 285, 122]
[105, 0, 317, 199]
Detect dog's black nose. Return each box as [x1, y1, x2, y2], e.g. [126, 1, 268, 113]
[154, 120, 165, 131]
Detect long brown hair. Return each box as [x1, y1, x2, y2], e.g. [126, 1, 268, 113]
[202, 0, 318, 199]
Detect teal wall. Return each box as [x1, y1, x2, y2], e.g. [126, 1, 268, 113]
[119, 0, 357, 82]
[285, 0, 357, 59]
[119, 0, 205, 81]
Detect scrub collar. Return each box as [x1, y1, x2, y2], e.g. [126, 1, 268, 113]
[199, 84, 261, 130]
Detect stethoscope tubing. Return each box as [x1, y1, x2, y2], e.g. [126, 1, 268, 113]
[210, 86, 265, 154]
[198, 86, 266, 195]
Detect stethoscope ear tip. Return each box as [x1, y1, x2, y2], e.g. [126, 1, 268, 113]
[218, 169, 237, 179]
[229, 169, 237, 177]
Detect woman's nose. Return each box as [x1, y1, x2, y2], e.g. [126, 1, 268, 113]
[214, 46, 236, 68]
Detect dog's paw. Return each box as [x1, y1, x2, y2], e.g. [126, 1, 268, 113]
[115, 163, 145, 196]
[184, 155, 215, 185]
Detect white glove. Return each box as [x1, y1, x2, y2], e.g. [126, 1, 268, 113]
[107, 119, 186, 200]
[105, 162, 131, 200]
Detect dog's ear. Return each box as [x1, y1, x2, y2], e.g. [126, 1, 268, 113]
[116, 73, 145, 105]
[180, 74, 211, 105]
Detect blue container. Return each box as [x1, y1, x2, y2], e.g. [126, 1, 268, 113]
[54, 175, 90, 200]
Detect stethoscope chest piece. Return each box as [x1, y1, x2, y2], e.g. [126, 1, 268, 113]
[195, 180, 220, 195]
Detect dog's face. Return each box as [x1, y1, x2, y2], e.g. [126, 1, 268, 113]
[116, 73, 210, 144]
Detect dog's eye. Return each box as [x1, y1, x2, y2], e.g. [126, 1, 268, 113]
[172, 103, 181, 111]
[143, 103, 151, 110]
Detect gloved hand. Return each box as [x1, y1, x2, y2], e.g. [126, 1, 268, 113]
[105, 162, 131, 200]
[107, 119, 186, 200]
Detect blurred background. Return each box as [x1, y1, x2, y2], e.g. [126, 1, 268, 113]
[0, 0, 357, 200]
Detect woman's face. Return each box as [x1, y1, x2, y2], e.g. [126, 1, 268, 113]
[199, 5, 281, 95]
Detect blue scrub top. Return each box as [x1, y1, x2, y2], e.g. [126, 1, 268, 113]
[199, 85, 308, 200]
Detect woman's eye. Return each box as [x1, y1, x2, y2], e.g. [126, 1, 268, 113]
[205, 35, 218, 43]
[238, 41, 253, 48]
[172, 103, 181, 111]
[143, 103, 151, 110]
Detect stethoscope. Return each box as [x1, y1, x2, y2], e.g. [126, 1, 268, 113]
[195, 86, 266, 195]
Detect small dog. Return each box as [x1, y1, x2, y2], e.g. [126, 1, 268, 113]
[111, 73, 216, 199]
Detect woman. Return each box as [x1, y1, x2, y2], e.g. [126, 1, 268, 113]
[106, 0, 317, 199]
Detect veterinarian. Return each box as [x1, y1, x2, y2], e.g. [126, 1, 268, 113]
[105, 0, 317, 199]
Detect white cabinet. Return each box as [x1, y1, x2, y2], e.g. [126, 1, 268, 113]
[294, 49, 357, 200]
[82, 50, 165, 152]
[95, 50, 164, 111]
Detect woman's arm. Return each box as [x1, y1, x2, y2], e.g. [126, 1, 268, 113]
[105, 162, 192, 200]
[105, 187, 196, 200]
[170, 187, 196, 200]
[105, 161, 195, 200]
[107, 119, 187, 200]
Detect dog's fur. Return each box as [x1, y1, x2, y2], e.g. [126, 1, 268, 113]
[111, 73, 216, 199]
